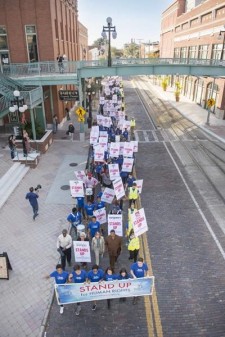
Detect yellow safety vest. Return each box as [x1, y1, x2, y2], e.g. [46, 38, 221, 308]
[128, 187, 138, 200]
[130, 119, 136, 127]
[128, 237, 140, 251]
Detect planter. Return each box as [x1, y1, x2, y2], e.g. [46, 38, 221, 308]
[175, 96, 180, 102]
[16, 130, 53, 154]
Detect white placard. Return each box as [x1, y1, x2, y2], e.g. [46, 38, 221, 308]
[74, 170, 86, 181]
[109, 142, 120, 158]
[93, 207, 107, 225]
[130, 140, 138, 153]
[92, 125, 99, 134]
[118, 111, 125, 119]
[112, 94, 117, 103]
[119, 142, 125, 155]
[99, 97, 105, 104]
[97, 115, 104, 125]
[108, 163, 120, 180]
[98, 137, 108, 151]
[90, 132, 99, 145]
[73, 241, 91, 263]
[122, 157, 134, 172]
[94, 145, 105, 162]
[131, 208, 148, 237]
[108, 214, 123, 236]
[123, 120, 131, 131]
[70, 180, 84, 197]
[102, 116, 112, 128]
[99, 131, 108, 139]
[101, 188, 115, 204]
[113, 178, 125, 200]
[123, 142, 134, 157]
[133, 179, 143, 194]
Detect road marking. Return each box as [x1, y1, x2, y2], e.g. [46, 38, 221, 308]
[164, 141, 225, 260]
[143, 130, 149, 142]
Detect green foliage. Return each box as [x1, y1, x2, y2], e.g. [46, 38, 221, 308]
[24, 120, 45, 140]
[123, 43, 140, 58]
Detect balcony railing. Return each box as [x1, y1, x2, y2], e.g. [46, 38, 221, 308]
[20, 87, 43, 109]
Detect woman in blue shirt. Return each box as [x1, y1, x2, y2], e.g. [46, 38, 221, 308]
[87, 264, 104, 311]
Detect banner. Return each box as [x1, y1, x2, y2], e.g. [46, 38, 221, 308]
[74, 170, 86, 181]
[101, 188, 115, 204]
[108, 163, 120, 180]
[93, 207, 107, 224]
[131, 208, 148, 237]
[123, 142, 134, 157]
[70, 180, 84, 197]
[133, 179, 143, 194]
[55, 277, 155, 304]
[113, 178, 125, 200]
[108, 214, 123, 236]
[73, 241, 91, 263]
[109, 142, 120, 158]
[130, 140, 138, 153]
[122, 157, 134, 172]
[94, 145, 105, 162]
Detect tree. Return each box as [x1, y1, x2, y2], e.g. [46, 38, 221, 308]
[123, 43, 139, 58]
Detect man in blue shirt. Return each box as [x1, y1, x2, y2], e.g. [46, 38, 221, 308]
[84, 200, 95, 219]
[76, 196, 85, 219]
[25, 187, 39, 220]
[88, 216, 101, 238]
[67, 208, 81, 237]
[122, 128, 129, 141]
[130, 257, 149, 305]
[87, 264, 104, 311]
[125, 173, 136, 190]
[95, 196, 105, 210]
[48, 264, 69, 314]
[69, 264, 87, 316]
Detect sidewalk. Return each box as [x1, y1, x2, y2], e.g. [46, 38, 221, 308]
[147, 80, 225, 143]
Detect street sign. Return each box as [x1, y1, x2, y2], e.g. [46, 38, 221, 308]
[59, 90, 79, 101]
[207, 98, 215, 108]
[76, 106, 86, 117]
[78, 116, 85, 122]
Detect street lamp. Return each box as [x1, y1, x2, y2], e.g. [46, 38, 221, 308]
[9, 90, 28, 155]
[101, 17, 117, 67]
[86, 83, 96, 128]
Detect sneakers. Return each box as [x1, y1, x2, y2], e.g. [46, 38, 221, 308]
[92, 304, 97, 311]
[75, 305, 81, 316]
[60, 306, 64, 314]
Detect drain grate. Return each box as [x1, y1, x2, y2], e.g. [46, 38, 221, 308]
[69, 163, 78, 167]
[61, 185, 70, 190]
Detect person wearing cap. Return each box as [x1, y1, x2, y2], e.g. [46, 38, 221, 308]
[91, 231, 105, 266]
[56, 229, 72, 270]
[128, 182, 139, 207]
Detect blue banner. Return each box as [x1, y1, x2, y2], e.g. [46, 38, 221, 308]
[55, 277, 154, 305]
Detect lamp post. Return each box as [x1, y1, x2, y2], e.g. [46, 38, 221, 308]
[101, 17, 117, 67]
[218, 28, 225, 61]
[9, 90, 28, 155]
[86, 83, 95, 128]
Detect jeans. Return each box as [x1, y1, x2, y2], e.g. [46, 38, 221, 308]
[60, 247, 71, 270]
[31, 203, 38, 217]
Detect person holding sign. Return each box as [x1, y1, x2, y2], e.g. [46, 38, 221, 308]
[69, 265, 87, 316]
[91, 231, 105, 266]
[87, 265, 104, 311]
[128, 182, 139, 207]
[130, 257, 149, 305]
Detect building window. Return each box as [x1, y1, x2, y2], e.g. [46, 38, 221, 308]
[189, 46, 198, 59]
[55, 19, 58, 39]
[0, 25, 10, 64]
[25, 25, 38, 62]
[174, 48, 180, 58]
[212, 44, 223, 60]
[180, 47, 188, 59]
[198, 45, 209, 59]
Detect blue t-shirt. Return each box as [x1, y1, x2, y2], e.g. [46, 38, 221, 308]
[130, 262, 148, 278]
[127, 176, 135, 188]
[50, 271, 69, 284]
[67, 212, 81, 225]
[76, 197, 84, 208]
[88, 221, 100, 237]
[104, 273, 118, 281]
[95, 164, 103, 174]
[84, 204, 95, 216]
[25, 192, 38, 206]
[123, 130, 128, 140]
[95, 201, 105, 210]
[87, 269, 104, 282]
[118, 273, 131, 280]
[71, 270, 87, 283]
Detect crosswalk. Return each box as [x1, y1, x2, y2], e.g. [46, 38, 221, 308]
[134, 129, 165, 142]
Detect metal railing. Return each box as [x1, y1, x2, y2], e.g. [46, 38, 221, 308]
[20, 87, 43, 108]
[1, 58, 225, 79]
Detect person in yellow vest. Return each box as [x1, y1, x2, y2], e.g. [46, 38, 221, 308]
[128, 229, 140, 262]
[130, 117, 136, 140]
[128, 182, 139, 207]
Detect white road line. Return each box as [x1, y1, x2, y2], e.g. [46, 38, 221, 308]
[143, 130, 149, 142]
[134, 131, 139, 141]
[164, 141, 225, 260]
[152, 130, 159, 142]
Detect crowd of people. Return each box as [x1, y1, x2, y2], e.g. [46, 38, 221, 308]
[48, 76, 150, 316]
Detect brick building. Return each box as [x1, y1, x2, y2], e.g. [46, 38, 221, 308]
[160, 0, 225, 118]
[0, 0, 88, 126]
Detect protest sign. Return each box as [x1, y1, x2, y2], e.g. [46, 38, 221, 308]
[98, 137, 108, 151]
[133, 179, 143, 194]
[70, 180, 84, 197]
[94, 145, 105, 162]
[131, 208, 148, 237]
[90, 132, 99, 144]
[108, 163, 120, 180]
[109, 142, 120, 158]
[55, 277, 155, 304]
[119, 142, 125, 155]
[123, 120, 131, 130]
[113, 178, 125, 200]
[122, 157, 134, 172]
[130, 140, 138, 153]
[101, 188, 115, 204]
[123, 142, 134, 157]
[73, 241, 91, 263]
[93, 207, 107, 224]
[74, 170, 86, 181]
[108, 214, 123, 236]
